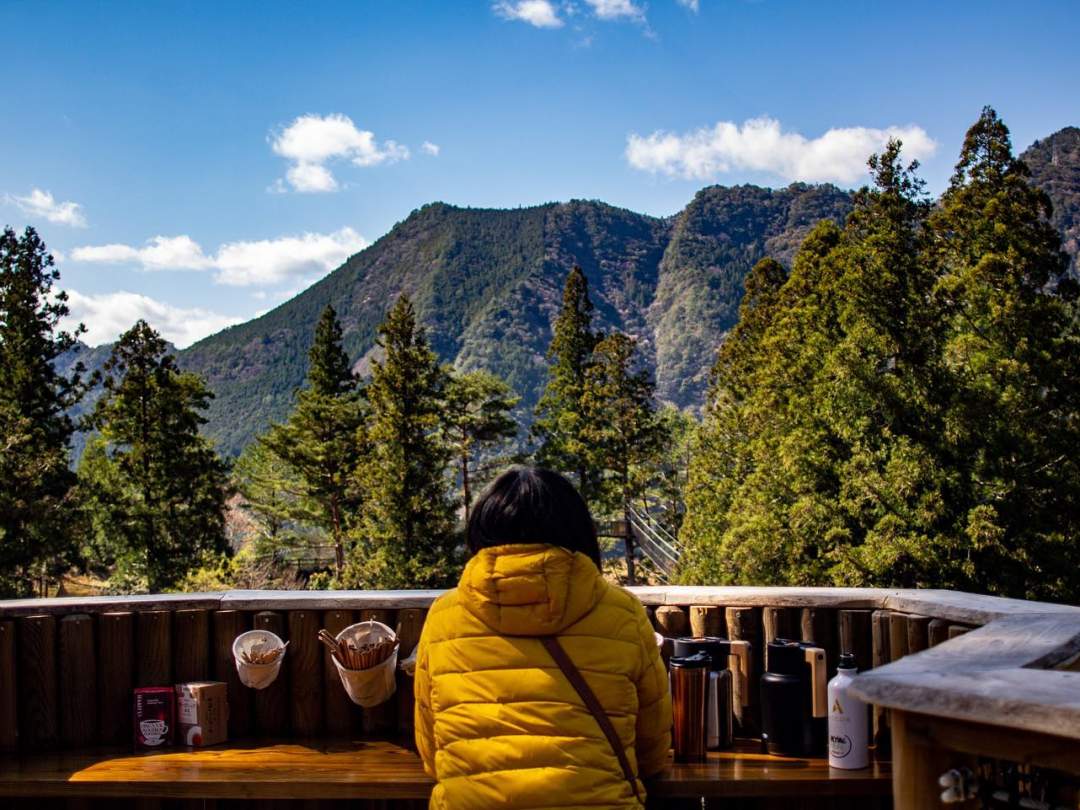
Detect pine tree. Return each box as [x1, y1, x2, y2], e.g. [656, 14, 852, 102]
[532, 266, 602, 500]
[232, 439, 317, 558]
[929, 107, 1080, 599]
[443, 369, 519, 533]
[0, 227, 87, 597]
[345, 296, 458, 589]
[581, 332, 666, 582]
[81, 320, 228, 592]
[259, 305, 365, 575]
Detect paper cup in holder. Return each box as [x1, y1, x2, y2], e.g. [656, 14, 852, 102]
[332, 620, 399, 708]
[233, 629, 286, 690]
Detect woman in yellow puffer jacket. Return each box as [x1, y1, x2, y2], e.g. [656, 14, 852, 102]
[414, 467, 672, 810]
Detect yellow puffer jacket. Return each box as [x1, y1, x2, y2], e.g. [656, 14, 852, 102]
[414, 543, 672, 810]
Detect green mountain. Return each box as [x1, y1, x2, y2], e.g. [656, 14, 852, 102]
[174, 184, 852, 456]
[60, 126, 1078, 459]
[1021, 126, 1080, 275]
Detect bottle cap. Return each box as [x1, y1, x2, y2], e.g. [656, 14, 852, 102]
[669, 652, 709, 669]
[838, 652, 857, 671]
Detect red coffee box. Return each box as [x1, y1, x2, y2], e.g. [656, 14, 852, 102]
[175, 681, 228, 747]
[134, 686, 176, 749]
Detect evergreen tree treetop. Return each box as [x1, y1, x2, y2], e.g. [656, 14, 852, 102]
[308, 304, 356, 397]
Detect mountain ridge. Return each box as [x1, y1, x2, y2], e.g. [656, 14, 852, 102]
[61, 126, 1080, 459]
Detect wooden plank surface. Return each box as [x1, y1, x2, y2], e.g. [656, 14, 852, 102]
[358, 609, 396, 736]
[394, 608, 425, 742]
[135, 612, 171, 688]
[725, 607, 762, 738]
[654, 606, 688, 638]
[287, 610, 323, 737]
[839, 610, 873, 673]
[851, 613, 1080, 741]
[211, 610, 251, 740]
[0, 740, 891, 800]
[58, 615, 96, 748]
[0, 620, 16, 751]
[321, 610, 357, 737]
[689, 605, 724, 638]
[252, 611, 289, 736]
[172, 609, 209, 684]
[800, 608, 838, 678]
[97, 613, 133, 746]
[18, 615, 58, 750]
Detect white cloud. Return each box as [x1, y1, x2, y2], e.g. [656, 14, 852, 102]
[676, 0, 699, 11]
[7, 188, 87, 227]
[214, 228, 367, 286]
[626, 116, 937, 184]
[62, 289, 242, 349]
[584, 0, 646, 22]
[270, 113, 411, 192]
[72, 235, 212, 270]
[286, 162, 338, 193]
[493, 0, 564, 27]
[71, 227, 368, 288]
[421, 141, 441, 157]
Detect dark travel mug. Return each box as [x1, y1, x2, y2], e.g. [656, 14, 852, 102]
[670, 652, 708, 763]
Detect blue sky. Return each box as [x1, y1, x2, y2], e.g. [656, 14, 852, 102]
[2, 0, 1077, 347]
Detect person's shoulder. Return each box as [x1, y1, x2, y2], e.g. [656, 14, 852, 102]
[421, 588, 462, 639]
[596, 580, 651, 626]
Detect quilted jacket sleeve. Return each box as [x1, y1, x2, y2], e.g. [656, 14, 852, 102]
[413, 627, 437, 777]
[633, 606, 672, 777]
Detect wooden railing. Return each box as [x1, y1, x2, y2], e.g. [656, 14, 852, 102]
[0, 586, 1077, 808]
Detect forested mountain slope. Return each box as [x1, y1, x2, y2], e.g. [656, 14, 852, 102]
[59, 126, 1079, 458]
[175, 186, 851, 455]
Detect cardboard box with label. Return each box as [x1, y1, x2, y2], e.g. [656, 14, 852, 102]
[175, 681, 229, 747]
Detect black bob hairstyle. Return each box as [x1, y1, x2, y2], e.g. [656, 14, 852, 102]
[466, 466, 602, 569]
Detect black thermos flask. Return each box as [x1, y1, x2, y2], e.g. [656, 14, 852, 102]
[760, 638, 828, 756]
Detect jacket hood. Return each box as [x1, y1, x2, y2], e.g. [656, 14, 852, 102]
[458, 544, 607, 636]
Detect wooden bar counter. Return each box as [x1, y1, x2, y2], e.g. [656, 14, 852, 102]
[0, 738, 890, 802]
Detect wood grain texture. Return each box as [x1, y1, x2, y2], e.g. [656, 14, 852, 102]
[947, 625, 970, 640]
[852, 614, 1080, 741]
[870, 610, 891, 753]
[321, 610, 357, 737]
[252, 611, 289, 736]
[763, 607, 799, 672]
[135, 611, 171, 688]
[838, 610, 873, 673]
[394, 609, 426, 742]
[172, 609, 209, 684]
[18, 615, 58, 749]
[96, 613, 133, 746]
[890, 711, 977, 810]
[689, 605, 724, 638]
[59, 615, 97, 747]
[211, 610, 251, 739]
[0, 619, 16, 751]
[358, 609, 396, 736]
[725, 607, 763, 738]
[0, 739, 890, 800]
[927, 619, 950, 648]
[887, 613, 909, 663]
[654, 606, 688, 638]
[896, 711, 1080, 775]
[905, 615, 930, 656]
[287, 610, 323, 737]
[799, 608, 838, 678]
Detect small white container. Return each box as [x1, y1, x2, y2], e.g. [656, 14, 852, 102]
[233, 629, 286, 690]
[828, 653, 870, 769]
[332, 620, 399, 708]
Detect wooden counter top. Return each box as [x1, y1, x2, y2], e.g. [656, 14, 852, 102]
[0, 739, 890, 800]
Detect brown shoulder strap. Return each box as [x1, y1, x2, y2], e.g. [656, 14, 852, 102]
[541, 636, 643, 804]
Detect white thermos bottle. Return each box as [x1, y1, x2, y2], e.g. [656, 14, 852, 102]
[827, 653, 869, 769]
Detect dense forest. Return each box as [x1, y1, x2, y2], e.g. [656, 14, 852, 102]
[2, 110, 1079, 602]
